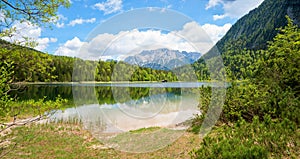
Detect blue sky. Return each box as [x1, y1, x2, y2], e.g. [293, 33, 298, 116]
[4, 0, 264, 60]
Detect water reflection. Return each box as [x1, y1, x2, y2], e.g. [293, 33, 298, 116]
[14, 83, 183, 104]
[51, 91, 199, 133]
[14, 83, 206, 152]
[13, 83, 202, 132]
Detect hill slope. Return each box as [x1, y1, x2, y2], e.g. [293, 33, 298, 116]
[208, 0, 300, 56]
[194, 0, 300, 80]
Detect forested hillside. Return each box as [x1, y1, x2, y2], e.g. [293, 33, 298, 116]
[0, 39, 58, 82]
[0, 39, 177, 82]
[194, 0, 300, 80]
[214, 0, 300, 54]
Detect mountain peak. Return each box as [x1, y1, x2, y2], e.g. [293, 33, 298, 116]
[124, 48, 201, 70]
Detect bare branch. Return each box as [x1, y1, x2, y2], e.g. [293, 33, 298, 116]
[0, 111, 57, 133]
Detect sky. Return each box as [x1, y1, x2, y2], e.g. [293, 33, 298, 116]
[2, 0, 264, 60]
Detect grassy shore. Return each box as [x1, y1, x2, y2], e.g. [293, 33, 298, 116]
[1, 122, 201, 158]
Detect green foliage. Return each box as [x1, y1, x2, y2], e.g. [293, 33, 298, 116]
[0, 0, 70, 26]
[191, 17, 300, 158]
[1, 39, 179, 83]
[0, 43, 57, 82]
[197, 0, 300, 80]
[0, 43, 70, 122]
[191, 59, 210, 81]
[95, 60, 178, 82]
[211, 0, 299, 55]
[221, 82, 299, 124]
[8, 96, 68, 119]
[0, 60, 14, 117]
[0, 0, 70, 44]
[129, 126, 161, 133]
[252, 16, 300, 94]
[222, 47, 261, 80]
[220, 17, 300, 123]
[190, 117, 299, 158]
[51, 56, 75, 82]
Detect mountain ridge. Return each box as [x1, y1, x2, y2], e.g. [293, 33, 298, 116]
[124, 48, 201, 70]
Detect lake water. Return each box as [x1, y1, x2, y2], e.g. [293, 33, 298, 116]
[16, 82, 222, 152]
[16, 82, 214, 131]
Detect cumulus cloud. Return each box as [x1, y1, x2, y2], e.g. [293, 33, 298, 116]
[174, 21, 231, 51]
[55, 14, 67, 28]
[201, 23, 232, 43]
[68, 18, 96, 26]
[36, 38, 58, 51]
[206, 0, 264, 20]
[54, 21, 231, 60]
[94, 0, 122, 15]
[55, 30, 198, 60]
[1, 21, 57, 51]
[105, 29, 199, 60]
[55, 37, 87, 57]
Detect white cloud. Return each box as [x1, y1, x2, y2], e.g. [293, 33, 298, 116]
[68, 18, 96, 26]
[58, 14, 68, 21]
[94, 0, 122, 15]
[55, 37, 87, 57]
[1, 21, 57, 51]
[206, 0, 223, 9]
[54, 21, 231, 60]
[56, 22, 65, 28]
[174, 21, 231, 51]
[201, 23, 232, 43]
[106, 29, 199, 60]
[213, 14, 227, 21]
[36, 38, 58, 51]
[55, 30, 198, 60]
[206, 0, 264, 20]
[51, 14, 67, 28]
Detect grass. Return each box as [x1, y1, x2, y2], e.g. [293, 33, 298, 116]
[1, 116, 298, 158]
[0, 122, 201, 159]
[129, 126, 161, 133]
[101, 127, 185, 153]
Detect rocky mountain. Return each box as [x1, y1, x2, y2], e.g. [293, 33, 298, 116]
[124, 48, 201, 70]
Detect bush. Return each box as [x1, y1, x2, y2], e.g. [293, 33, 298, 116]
[190, 117, 299, 158]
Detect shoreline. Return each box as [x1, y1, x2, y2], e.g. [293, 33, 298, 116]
[17, 80, 227, 85]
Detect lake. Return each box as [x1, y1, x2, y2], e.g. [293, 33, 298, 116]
[14, 82, 217, 131]
[15, 82, 220, 152]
